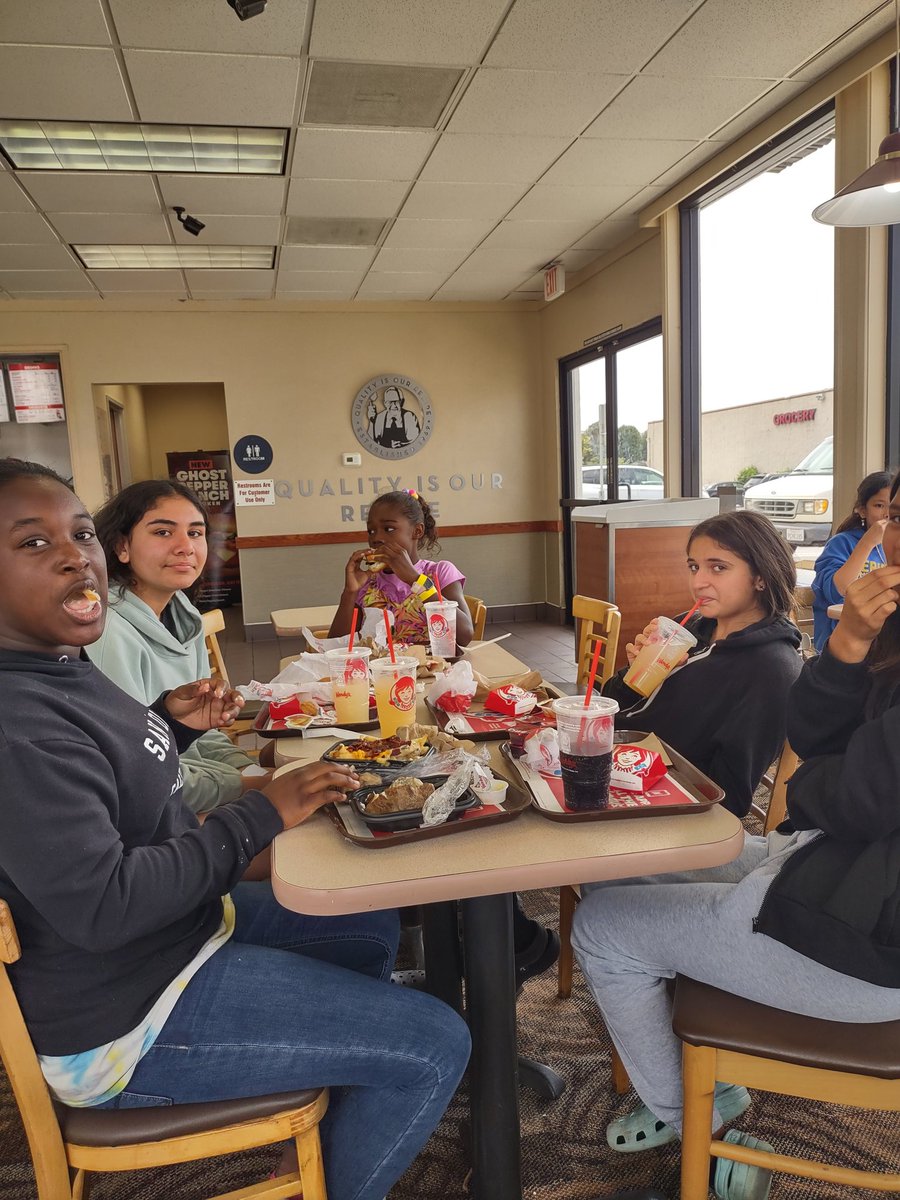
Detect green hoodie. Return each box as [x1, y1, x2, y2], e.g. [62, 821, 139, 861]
[87, 588, 252, 813]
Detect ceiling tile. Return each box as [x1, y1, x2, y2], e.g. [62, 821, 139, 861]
[124, 49, 300, 125]
[399, 181, 525, 220]
[169, 213, 281, 243]
[570, 217, 640, 251]
[287, 178, 407, 218]
[158, 175, 287, 216]
[0, 244, 81, 270]
[109, 0, 309, 55]
[0, 47, 132, 121]
[645, 0, 879, 80]
[357, 272, 447, 297]
[191, 288, 272, 298]
[185, 268, 275, 290]
[650, 141, 725, 190]
[605, 184, 666, 219]
[275, 286, 356, 298]
[0, 270, 95, 292]
[0, 213, 60, 244]
[540, 137, 698, 186]
[382, 218, 496, 248]
[451, 247, 546, 274]
[309, 0, 510, 66]
[89, 268, 186, 291]
[292, 129, 436, 180]
[371, 246, 467, 273]
[448, 69, 627, 137]
[276, 269, 365, 289]
[433, 279, 512, 300]
[284, 215, 386, 245]
[478, 218, 592, 254]
[279, 245, 373, 270]
[507, 184, 637, 223]
[304, 61, 461, 129]
[1, 0, 111, 46]
[583, 75, 771, 141]
[709, 81, 810, 143]
[792, 5, 894, 82]
[0, 174, 36, 214]
[51, 213, 170, 242]
[8, 289, 100, 299]
[486, 0, 701, 73]
[419, 133, 570, 184]
[18, 172, 162, 214]
[558, 248, 603, 272]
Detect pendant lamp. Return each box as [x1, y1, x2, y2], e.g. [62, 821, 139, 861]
[812, 0, 900, 226]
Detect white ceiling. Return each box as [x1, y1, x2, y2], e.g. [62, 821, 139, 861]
[0, 0, 892, 303]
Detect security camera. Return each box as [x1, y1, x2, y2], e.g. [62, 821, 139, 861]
[227, 0, 267, 18]
[173, 207, 205, 237]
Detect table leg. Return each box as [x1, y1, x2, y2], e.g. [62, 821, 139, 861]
[422, 901, 463, 1015]
[460, 893, 522, 1200]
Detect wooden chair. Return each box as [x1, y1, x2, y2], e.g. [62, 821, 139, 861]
[572, 595, 622, 690]
[791, 584, 816, 658]
[0, 900, 328, 1200]
[557, 741, 802, 1098]
[675, 974, 900, 1198]
[464, 594, 488, 641]
[201, 608, 256, 747]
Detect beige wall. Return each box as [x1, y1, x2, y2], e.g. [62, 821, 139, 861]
[0, 306, 544, 623]
[141, 382, 229, 479]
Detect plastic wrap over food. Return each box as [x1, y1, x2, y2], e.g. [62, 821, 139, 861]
[422, 758, 478, 827]
[402, 747, 491, 778]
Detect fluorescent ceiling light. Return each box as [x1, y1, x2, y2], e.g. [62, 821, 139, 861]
[0, 121, 287, 174]
[74, 245, 275, 269]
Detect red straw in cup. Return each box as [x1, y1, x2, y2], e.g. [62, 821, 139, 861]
[680, 599, 703, 626]
[435, 577, 443, 602]
[577, 639, 605, 748]
[347, 607, 358, 652]
[383, 608, 397, 663]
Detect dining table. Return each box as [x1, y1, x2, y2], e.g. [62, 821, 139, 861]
[268, 647, 745, 1200]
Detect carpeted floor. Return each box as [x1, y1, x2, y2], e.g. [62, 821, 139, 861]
[3, 884, 899, 1199]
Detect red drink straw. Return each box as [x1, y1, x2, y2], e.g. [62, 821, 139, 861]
[383, 608, 396, 663]
[583, 639, 604, 705]
[679, 599, 703, 626]
[435, 577, 443, 601]
[347, 607, 358, 652]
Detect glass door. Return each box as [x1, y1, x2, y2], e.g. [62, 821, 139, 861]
[559, 318, 663, 611]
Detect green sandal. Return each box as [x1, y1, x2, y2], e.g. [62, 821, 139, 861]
[713, 1130, 774, 1200]
[606, 1085, 751, 1154]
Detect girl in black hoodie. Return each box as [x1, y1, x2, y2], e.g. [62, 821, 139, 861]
[602, 510, 803, 818]
[573, 489, 900, 1199]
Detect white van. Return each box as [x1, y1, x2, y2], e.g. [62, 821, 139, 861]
[743, 436, 833, 545]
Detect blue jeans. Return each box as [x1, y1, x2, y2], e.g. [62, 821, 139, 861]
[99, 883, 470, 1200]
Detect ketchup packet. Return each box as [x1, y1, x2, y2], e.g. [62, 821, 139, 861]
[483, 685, 538, 717]
[611, 744, 667, 792]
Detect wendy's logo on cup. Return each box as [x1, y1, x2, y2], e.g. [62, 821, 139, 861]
[390, 676, 415, 711]
[429, 614, 450, 637]
[344, 657, 368, 682]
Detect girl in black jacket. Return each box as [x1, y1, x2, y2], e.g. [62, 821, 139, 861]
[602, 510, 803, 817]
[574, 484, 900, 1200]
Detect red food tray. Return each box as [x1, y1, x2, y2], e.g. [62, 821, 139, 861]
[253, 700, 379, 738]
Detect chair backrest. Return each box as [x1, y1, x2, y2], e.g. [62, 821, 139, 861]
[0, 901, 72, 1197]
[763, 740, 801, 834]
[572, 595, 622, 690]
[792, 585, 815, 658]
[464, 595, 488, 641]
[201, 608, 229, 685]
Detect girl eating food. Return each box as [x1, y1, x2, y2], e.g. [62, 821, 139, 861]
[87, 479, 262, 814]
[329, 488, 474, 649]
[0, 458, 470, 1200]
[601, 510, 803, 818]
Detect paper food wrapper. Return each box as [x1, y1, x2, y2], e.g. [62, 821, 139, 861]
[484, 685, 538, 716]
[427, 659, 477, 713]
[472, 668, 543, 701]
[611, 744, 667, 793]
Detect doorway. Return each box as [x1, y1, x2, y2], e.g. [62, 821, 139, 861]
[559, 317, 663, 611]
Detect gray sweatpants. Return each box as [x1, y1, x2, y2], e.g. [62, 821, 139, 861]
[572, 831, 900, 1134]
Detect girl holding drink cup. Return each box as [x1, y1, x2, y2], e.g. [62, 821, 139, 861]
[600, 510, 803, 819]
[329, 490, 474, 651]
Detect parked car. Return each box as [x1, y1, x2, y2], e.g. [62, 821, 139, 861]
[743, 436, 833, 545]
[580, 464, 665, 501]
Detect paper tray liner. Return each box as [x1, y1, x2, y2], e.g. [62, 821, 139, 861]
[501, 730, 724, 822]
[326, 768, 529, 848]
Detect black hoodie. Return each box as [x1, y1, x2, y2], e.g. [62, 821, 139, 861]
[602, 615, 803, 818]
[0, 650, 282, 1056]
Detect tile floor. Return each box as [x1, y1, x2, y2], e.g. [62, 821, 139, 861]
[216, 608, 579, 691]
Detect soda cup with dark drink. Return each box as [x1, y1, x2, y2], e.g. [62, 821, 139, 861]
[552, 696, 619, 811]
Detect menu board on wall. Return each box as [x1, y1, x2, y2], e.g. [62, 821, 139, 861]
[7, 361, 66, 423]
[0, 372, 9, 422]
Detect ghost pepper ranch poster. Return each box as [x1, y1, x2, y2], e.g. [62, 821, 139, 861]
[166, 450, 242, 609]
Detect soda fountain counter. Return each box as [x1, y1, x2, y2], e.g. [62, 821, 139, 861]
[572, 498, 718, 670]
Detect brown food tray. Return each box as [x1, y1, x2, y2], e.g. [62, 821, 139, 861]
[501, 731, 725, 823]
[425, 682, 563, 741]
[253, 701, 379, 739]
[325, 765, 529, 848]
